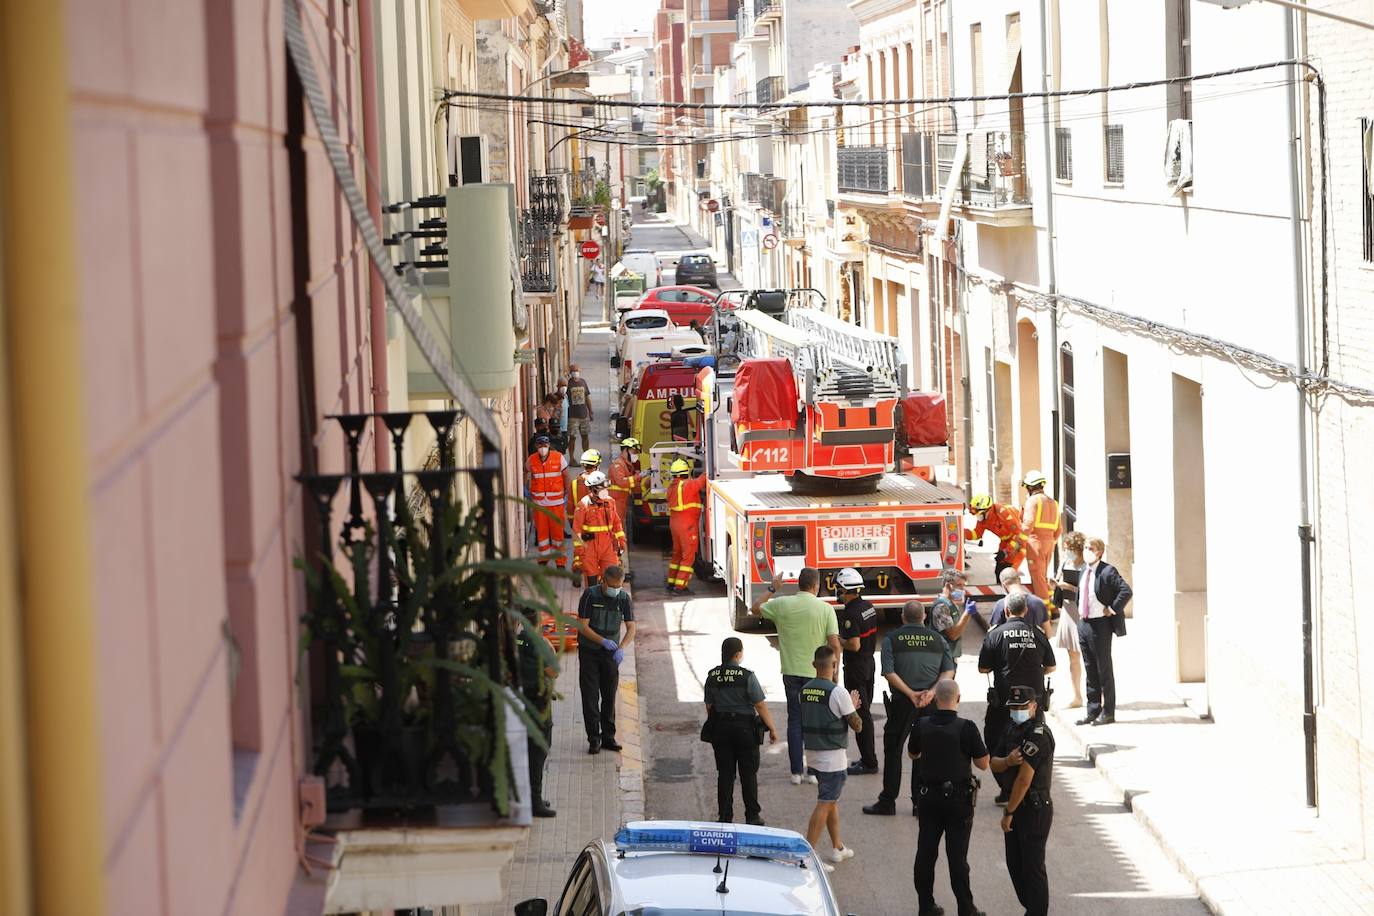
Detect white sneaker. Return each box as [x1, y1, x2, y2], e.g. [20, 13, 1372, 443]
[805, 773, 818, 784]
[790, 773, 803, 785]
[819, 861, 835, 873]
[829, 846, 855, 864]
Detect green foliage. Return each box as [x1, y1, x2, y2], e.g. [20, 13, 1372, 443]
[593, 179, 612, 207]
[644, 167, 662, 188]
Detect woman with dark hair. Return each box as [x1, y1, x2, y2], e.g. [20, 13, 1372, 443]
[703, 637, 778, 825]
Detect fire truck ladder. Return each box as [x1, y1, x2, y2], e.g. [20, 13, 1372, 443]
[732, 308, 901, 404]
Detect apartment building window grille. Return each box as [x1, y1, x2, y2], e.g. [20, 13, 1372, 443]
[1060, 343, 1077, 531]
[1104, 124, 1125, 184]
[1362, 118, 1374, 264]
[1055, 127, 1073, 182]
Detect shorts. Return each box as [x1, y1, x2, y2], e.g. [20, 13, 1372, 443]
[809, 768, 847, 802]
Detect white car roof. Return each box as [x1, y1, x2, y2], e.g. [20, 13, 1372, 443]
[621, 308, 672, 322]
[597, 822, 839, 916]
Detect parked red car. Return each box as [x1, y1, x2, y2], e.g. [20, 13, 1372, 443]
[635, 285, 717, 327]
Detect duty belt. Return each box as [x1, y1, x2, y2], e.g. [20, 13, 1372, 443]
[715, 711, 757, 720]
[1017, 790, 1052, 809]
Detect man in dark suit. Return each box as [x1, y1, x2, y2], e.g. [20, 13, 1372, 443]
[1074, 537, 1133, 726]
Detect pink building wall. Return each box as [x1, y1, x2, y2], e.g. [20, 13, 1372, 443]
[69, 0, 373, 912]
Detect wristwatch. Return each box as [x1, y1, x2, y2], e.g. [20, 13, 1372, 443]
[767, 586, 777, 593]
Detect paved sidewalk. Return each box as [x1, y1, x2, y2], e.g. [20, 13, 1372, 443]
[1045, 633, 1374, 915]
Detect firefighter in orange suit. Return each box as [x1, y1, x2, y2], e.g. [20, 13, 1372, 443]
[570, 448, 602, 508]
[1020, 470, 1063, 604]
[666, 459, 707, 595]
[966, 494, 1028, 581]
[608, 438, 643, 579]
[572, 470, 626, 586]
[525, 435, 570, 568]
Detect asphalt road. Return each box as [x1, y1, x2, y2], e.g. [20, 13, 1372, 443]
[613, 216, 1206, 916]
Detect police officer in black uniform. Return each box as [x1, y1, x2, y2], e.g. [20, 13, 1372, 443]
[909, 679, 988, 916]
[575, 565, 635, 754]
[835, 567, 880, 775]
[516, 624, 558, 817]
[977, 591, 1056, 803]
[704, 637, 779, 825]
[991, 685, 1055, 916]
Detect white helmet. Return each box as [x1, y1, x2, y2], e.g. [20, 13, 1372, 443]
[836, 567, 865, 591]
[585, 470, 609, 489]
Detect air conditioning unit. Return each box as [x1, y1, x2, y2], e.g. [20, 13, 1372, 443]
[1164, 119, 1193, 194]
[453, 134, 489, 186]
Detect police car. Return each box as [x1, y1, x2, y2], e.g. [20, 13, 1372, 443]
[514, 821, 847, 916]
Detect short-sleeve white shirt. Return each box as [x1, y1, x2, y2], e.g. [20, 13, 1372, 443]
[807, 684, 857, 773]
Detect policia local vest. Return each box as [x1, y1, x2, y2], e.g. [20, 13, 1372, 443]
[800, 678, 847, 750]
[705, 664, 756, 716]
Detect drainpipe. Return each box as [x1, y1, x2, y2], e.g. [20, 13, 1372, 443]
[1038, 0, 1062, 506]
[945, 0, 974, 496]
[1284, 6, 1317, 810]
[358, 0, 390, 470]
[0, 1, 107, 912]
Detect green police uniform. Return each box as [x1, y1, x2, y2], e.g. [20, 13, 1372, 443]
[870, 624, 955, 810]
[800, 678, 848, 751]
[705, 663, 767, 824]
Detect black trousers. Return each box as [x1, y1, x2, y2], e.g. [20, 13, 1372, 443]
[711, 716, 761, 822]
[1080, 617, 1117, 719]
[914, 793, 976, 915]
[578, 648, 619, 741]
[1004, 801, 1053, 916]
[843, 655, 877, 767]
[526, 694, 553, 804]
[879, 692, 931, 804]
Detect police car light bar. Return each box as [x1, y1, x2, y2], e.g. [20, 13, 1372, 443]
[614, 822, 812, 862]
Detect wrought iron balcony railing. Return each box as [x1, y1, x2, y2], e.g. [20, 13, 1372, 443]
[759, 176, 786, 215]
[297, 412, 558, 818]
[736, 3, 752, 39]
[529, 173, 564, 226]
[900, 131, 1032, 209]
[836, 145, 891, 194]
[519, 211, 556, 293]
[756, 76, 784, 106]
[754, 0, 779, 20]
[741, 171, 766, 205]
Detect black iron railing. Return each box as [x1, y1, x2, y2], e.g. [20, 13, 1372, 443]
[754, 0, 778, 19]
[837, 146, 890, 194]
[756, 76, 784, 106]
[520, 211, 556, 293]
[759, 176, 786, 215]
[529, 173, 564, 226]
[298, 412, 553, 818]
[901, 131, 1032, 208]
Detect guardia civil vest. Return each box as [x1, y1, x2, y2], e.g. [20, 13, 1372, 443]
[578, 586, 628, 649]
[705, 664, 755, 715]
[800, 677, 847, 751]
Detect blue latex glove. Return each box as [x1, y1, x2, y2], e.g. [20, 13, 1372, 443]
[613, 647, 626, 665]
[600, 638, 619, 651]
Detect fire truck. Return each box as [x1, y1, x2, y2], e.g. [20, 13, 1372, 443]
[672, 296, 978, 629]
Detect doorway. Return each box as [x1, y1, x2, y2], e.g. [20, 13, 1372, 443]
[993, 359, 1015, 503]
[1171, 374, 1208, 688]
[1016, 319, 1042, 490]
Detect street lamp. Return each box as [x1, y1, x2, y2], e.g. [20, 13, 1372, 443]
[1197, 0, 1374, 31]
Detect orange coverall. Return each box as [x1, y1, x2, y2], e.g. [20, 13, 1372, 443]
[526, 449, 569, 568]
[965, 503, 1028, 575]
[608, 455, 642, 574]
[572, 494, 626, 585]
[1022, 491, 1063, 602]
[667, 475, 708, 589]
[570, 471, 596, 509]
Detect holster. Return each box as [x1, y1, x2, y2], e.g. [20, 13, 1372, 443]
[1042, 679, 1054, 712]
[968, 775, 981, 807]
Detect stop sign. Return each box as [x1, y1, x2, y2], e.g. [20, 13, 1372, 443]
[579, 239, 601, 260]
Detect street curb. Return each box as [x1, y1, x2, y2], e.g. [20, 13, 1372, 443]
[1047, 707, 1225, 916]
[615, 647, 647, 823]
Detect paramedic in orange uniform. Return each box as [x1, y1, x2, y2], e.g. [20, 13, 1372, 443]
[572, 470, 626, 587]
[666, 458, 707, 595]
[525, 434, 570, 568]
[570, 449, 602, 508]
[965, 494, 1028, 581]
[608, 437, 642, 579]
[1020, 471, 1063, 604]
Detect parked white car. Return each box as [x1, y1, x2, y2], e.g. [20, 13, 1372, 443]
[617, 249, 662, 287]
[613, 308, 673, 362]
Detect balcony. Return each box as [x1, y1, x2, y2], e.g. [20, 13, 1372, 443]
[736, 4, 753, 39]
[902, 130, 1032, 226]
[528, 173, 564, 227]
[519, 211, 556, 293]
[741, 171, 765, 206]
[691, 66, 714, 90]
[756, 75, 785, 106]
[760, 176, 786, 215]
[754, 0, 780, 23]
[837, 145, 892, 195]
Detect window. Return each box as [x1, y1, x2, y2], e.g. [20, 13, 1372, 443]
[1055, 127, 1073, 181]
[1363, 118, 1373, 264]
[1060, 343, 1077, 532]
[1166, 0, 1192, 122]
[1104, 124, 1125, 184]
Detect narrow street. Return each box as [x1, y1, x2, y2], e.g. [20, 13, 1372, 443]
[598, 216, 1206, 915]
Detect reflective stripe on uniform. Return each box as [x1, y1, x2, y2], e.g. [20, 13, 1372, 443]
[583, 525, 612, 533]
[1031, 495, 1061, 530]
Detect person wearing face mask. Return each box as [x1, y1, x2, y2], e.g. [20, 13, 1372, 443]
[1049, 531, 1088, 709]
[1074, 536, 1132, 727]
[990, 685, 1056, 916]
[977, 592, 1056, 806]
[525, 434, 570, 569]
[964, 495, 1028, 581]
[929, 568, 978, 659]
[608, 437, 643, 579]
[565, 364, 594, 457]
[572, 470, 626, 587]
[576, 565, 635, 754]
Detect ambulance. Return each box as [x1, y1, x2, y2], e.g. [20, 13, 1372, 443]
[612, 358, 702, 537]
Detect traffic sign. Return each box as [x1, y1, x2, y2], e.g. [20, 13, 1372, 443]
[762, 233, 779, 250]
[579, 239, 601, 260]
[594, 212, 607, 228]
[707, 199, 720, 213]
